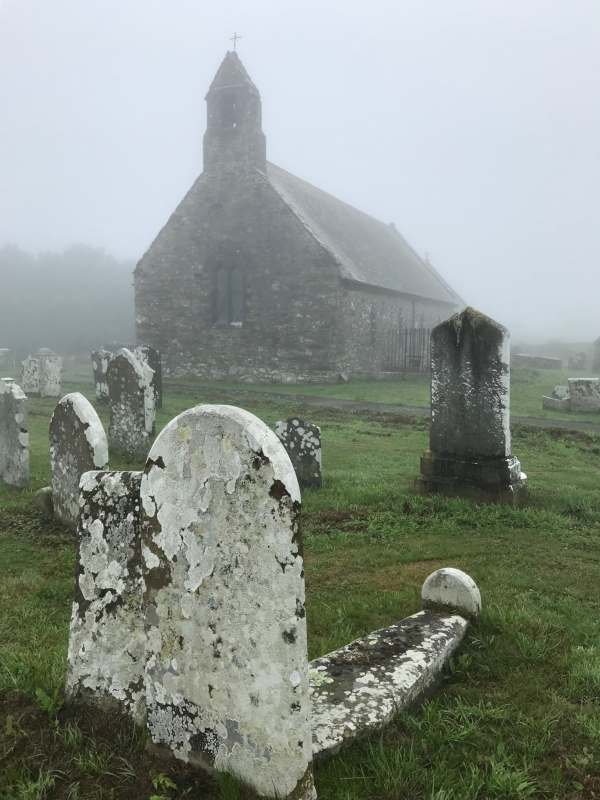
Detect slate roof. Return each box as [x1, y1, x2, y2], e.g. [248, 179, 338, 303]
[267, 162, 460, 305]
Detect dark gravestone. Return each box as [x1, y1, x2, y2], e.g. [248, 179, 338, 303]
[91, 349, 113, 403]
[418, 307, 527, 502]
[107, 349, 155, 460]
[134, 345, 163, 409]
[275, 417, 322, 489]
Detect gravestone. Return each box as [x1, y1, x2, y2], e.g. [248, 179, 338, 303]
[542, 384, 570, 411]
[66, 470, 146, 721]
[0, 348, 13, 369]
[49, 393, 109, 527]
[107, 349, 155, 460]
[21, 349, 63, 397]
[91, 349, 113, 403]
[275, 417, 322, 488]
[419, 307, 526, 502]
[0, 378, 29, 487]
[134, 345, 163, 409]
[568, 378, 600, 412]
[141, 405, 315, 799]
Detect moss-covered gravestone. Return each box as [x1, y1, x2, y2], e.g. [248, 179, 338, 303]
[49, 393, 109, 528]
[418, 307, 526, 502]
[275, 417, 322, 489]
[107, 349, 155, 460]
[0, 378, 29, 487]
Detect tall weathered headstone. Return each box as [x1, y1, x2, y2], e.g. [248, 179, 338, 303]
[419, 307, 526, 502]
[66, 470, 146, 721]
[21, 349, 63, 397]
[141, 405, 315, 799]
[91, 349, 113, 403]
[107, 349, 155, 460]
[134, 345, 163, 409]
[0, 379, 29, 487]
[275, 417, 322, 488]
[49, 393, 109, 527]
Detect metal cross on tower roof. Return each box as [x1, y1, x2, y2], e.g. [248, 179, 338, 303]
[230, 32, 242, 50]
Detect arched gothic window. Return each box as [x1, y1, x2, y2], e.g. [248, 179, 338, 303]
[215, 267, 245, 325]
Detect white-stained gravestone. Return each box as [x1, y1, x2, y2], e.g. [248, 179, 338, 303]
[141, 405, 315, 799]
[91, 349, 113, 403]
[134, 345, 163, 409]
[275, 417, 322, 489]
[49, 393, 109, 528]
[0, 378, 29, 487]
[107, 349, 156, 460]
[21, 349, 63, 397]
[66, 470, 146, 722]
[419, 307, 527, 502]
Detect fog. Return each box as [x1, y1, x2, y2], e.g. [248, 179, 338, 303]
[1, 0, 599, 342]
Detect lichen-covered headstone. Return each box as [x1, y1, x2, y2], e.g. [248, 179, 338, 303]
[21, 349, 63, 397]
[568, 378, 600, 412]
[91, 349, 113, 403]
[0, 378, 29, 487]
[275, 417, 322, 488]
[141, 405, 315, 799]
[107, 349, 155, 460]
[134, 345, 163, 409]
[66, 471, 146, 721]
[419, 307, 526, 502]
[49, 393, 109, 527]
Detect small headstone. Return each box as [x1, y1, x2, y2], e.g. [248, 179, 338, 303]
[134, 345, 163, 409]
[275, 417, 322, 488]
[568, 378, 600, 412]
[49, 393, 109, 528]
[107, 349, 156, 460]
[419, 307, 527, 502]
[141, 405, 315, 799]
[66, 470, 145, 721]
[91, 349, 113, 403]
[0, 378, 29, 487]
[21, 355, 40, 395]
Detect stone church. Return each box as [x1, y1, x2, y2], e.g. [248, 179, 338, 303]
[134, 51, 462, 382]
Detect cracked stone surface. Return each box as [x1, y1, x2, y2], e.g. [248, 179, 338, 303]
[49, 393, 109, 528]
[309, 609, 468, 757]
[21, 350, 63, 397]
[141, 404, 315, 799]
[66, 470, 146, 723]
[0, 378, 29, 487]
[419, 307, 526, 500]
[107, 349, 156, 460]
[275, 417, 322, 489]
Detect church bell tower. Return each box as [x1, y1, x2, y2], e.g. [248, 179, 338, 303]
[203, 51, 267, 174]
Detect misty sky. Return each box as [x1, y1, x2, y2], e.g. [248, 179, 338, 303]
[1, 0, 599, 342]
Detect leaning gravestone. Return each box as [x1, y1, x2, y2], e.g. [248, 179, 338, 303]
[141, 405, 315, 799]
[275, 417, 322, 488]
[65, 470, 146, 721]
[134, 345, 162, 409]
[49, 393, 109, 527]
[0, 378, 29, 487]
[107, 349, 155, 460]
[91, 349, 113, 403]
[419, 307, 527, 502]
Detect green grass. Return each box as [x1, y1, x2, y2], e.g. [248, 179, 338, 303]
[1, 380, 600, 798]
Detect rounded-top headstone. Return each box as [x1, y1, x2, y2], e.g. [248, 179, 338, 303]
[49, 392, 109, 528]
[141, 404, 314, 800]
[421, 568, 481, 619]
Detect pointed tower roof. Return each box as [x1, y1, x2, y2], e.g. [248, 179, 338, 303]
[207, 51, 259, 96]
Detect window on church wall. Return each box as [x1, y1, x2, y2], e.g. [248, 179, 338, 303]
[214, 267, 245, 326]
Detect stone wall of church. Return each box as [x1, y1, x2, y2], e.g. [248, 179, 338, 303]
[135, 169, 345, 383]
[337, 287, 455, 377]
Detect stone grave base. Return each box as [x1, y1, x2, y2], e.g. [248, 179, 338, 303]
[417, 451, 528, 504]
[542, 396, 571, 412]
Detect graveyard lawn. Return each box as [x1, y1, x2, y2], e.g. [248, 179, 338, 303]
[1, 383, 600, 799]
